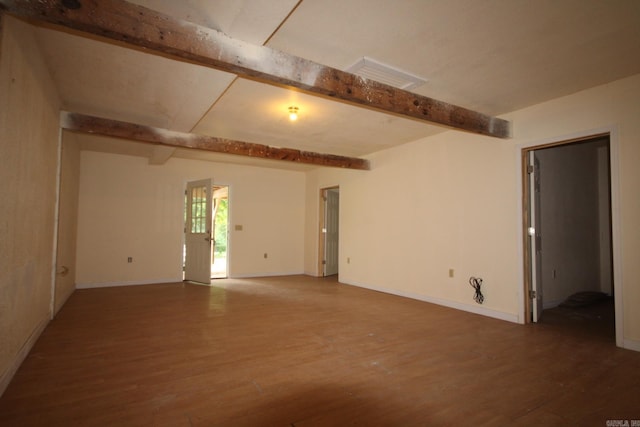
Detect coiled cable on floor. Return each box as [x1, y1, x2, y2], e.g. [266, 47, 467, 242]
[469, 277, 484, 304]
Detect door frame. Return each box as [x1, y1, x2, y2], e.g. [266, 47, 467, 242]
[518, 127, 623, 347]
[211, 184, 230, 279]
[318, 186, 339, 277]
[527, 151, 543, 322]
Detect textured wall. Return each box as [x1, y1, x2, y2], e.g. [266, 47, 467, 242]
[0, 17, 61, 393]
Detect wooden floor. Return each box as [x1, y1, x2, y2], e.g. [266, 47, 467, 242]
[1, 276, 638, 426]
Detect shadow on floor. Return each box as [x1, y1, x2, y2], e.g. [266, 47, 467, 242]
[540, 298, 615, 342]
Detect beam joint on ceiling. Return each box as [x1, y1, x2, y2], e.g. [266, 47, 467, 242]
[60, 112, 370, 170]
[1, 0, 512, 139]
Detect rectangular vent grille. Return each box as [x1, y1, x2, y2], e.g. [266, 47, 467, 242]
[345, 57, 427, 91]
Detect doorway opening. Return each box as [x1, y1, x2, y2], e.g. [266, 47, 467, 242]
[211, 185, 229, 279]
[319, 187, 339, 277]
[523, 134, 616, 341]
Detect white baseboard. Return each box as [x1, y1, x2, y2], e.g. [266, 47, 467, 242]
[230, 271, 305, 279]
[341, 279, 520, 324]
[623, 338, 640, 352]
[77, 272, 307, 288]
[76, 278, 182, 289]
[303, 270, 322, 278]
[0, 317, 49, 397]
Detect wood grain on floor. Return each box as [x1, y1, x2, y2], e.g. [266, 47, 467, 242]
[0, 275, 638, 426]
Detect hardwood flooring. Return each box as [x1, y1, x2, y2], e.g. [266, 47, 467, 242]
[1, 275, 638, 426]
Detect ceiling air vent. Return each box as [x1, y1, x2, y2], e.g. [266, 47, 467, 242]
[345, 56, 427, 91]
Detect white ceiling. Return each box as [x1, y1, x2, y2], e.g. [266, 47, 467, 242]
[33, 0, 640, 170]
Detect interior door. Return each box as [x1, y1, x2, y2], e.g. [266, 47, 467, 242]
[529, 152, 544, 322]
[323, 188, 339, 276]
[185, 179, 213, 284]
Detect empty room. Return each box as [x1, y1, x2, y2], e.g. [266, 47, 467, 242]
[1, 0, 639, 425]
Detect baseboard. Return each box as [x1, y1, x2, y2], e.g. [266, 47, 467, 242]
[623, 338, 640, 352]
[303, 270, 322, 278]
[76, 278, 182, 289]
[77, 273, 307, 288]
[341, 279, 519, 324]
[230, 271, 305, 279]
[0, 317, 49, 397]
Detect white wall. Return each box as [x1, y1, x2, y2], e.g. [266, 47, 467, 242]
[306, 134, 520, 321]
[305, 73, 640, 349]
[0, 17, 61, 394]
[75, 152, 306, 287]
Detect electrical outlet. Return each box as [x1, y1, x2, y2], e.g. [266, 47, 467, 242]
[127, 257, 133, 263]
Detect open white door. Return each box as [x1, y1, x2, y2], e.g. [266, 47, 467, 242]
[323, 188, 339, 276]
[528, 152, 544, 322]
[185, 179, 213, 284]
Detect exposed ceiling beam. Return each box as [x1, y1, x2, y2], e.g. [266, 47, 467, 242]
[0, 0, 511, 139]
[60, 112, 370, 170]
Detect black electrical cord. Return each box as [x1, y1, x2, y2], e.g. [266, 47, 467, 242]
[469, 277, 484, 304]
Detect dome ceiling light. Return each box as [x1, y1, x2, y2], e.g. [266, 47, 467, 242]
[288, 106, 299, 121]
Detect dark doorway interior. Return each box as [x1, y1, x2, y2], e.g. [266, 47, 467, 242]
[533, 135, 614, 339]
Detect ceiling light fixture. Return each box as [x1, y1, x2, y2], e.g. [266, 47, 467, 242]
[288, 106, 299, 121]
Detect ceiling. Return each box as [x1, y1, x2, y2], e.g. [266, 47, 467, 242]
[31, 0, 640, 170]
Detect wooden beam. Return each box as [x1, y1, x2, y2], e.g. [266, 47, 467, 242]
[60, 112, 370, 170]
[0, 0, 511, 139]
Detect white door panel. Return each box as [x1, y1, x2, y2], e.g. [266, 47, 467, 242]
[185, 179, 212, 284]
